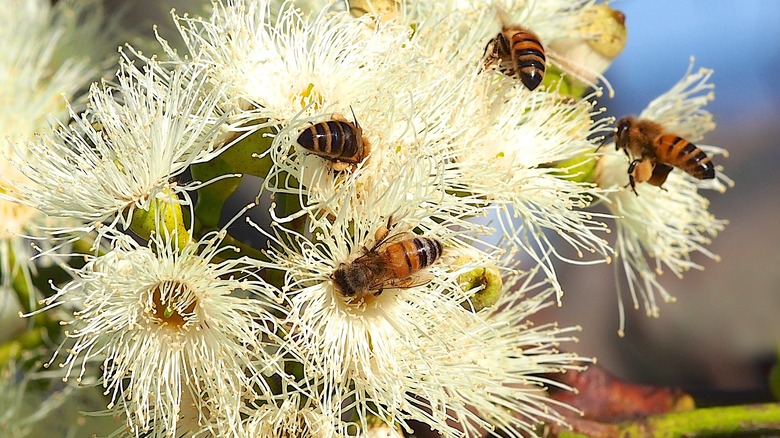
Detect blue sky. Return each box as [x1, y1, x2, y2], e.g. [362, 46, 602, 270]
[607, 1, 780, 125]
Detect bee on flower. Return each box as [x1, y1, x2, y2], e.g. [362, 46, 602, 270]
[595, 62, 732, 333]
[248, 162, 588, 436]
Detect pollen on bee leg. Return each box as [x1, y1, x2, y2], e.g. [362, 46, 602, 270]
[631, 159, 654, 184]
[331, 161, 351, 172]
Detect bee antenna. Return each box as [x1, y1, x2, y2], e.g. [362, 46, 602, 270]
[349, 105, 358, 125]
[596, 130, 615, 152]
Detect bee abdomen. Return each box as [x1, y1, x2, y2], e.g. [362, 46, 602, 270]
[509, 30, 546, 91]
[656, 134, 715, 179]
[297, 120, 364, 163]
[384, 237, 443, 278]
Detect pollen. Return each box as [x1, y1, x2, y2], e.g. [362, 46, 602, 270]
[299, 83, 323, 110]
[150, 280, 197, 327]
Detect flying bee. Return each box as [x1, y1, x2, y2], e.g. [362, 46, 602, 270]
[611, 116, 716, 194]
[296, 109, 367, 170]
[483, 25, 546, 91]
[332, 222, 444, 300]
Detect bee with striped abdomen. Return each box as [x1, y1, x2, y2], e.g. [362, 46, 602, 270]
[612, 116, 716, 194]
[296, 109, 367, 170]
[332, 220, 443, 300]
[483, 25, 546, 91]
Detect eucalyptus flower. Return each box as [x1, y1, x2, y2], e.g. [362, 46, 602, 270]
[252, 162, 586, 436]
[159, 0, 444, 219]
[0, 0, 735, 435]
[239, 392, 342, 438]
[6, 61, 229, 242]
[0, 0, 112, 311]
[595, 62, 731, 333]
[449, 77, 613, 298]
[44, 225, 289, 436]
[164, 0, 416, 121]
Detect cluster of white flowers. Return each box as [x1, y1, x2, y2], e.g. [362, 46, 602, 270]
[0, 0, 111, 312]
[0, 0, 731, 436]
[0, 2, 121, 435]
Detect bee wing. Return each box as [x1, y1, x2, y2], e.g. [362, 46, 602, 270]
[370, 230, 414, 252]
[642, 103, 700, 141]
[377, 271, 435, 291]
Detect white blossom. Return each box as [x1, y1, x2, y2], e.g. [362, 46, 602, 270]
[250, 163, 585, 436]
[7, 61, 229, 241]
[45, 227, 288, 436]
[406, 270, 588, 437]
[0, 0, 108, 141]
[164, 0, 415, 121]
[0, 0, 111, 315]
[239, 392, 342, 438]
[0, 0, 734, 435]
[449, 77, 613, 298]
[596, 62, 731, 333]
[160, 0, 446, 220]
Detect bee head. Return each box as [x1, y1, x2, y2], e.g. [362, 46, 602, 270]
[614, 116, 634, 152]
[332, 263, 368, 298]
[483, 32, 508, 60]
[483, 36, 497, 58]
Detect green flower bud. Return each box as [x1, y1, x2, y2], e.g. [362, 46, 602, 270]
[458, 267, 503, 312]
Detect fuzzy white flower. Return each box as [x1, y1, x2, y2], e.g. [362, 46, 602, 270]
[7, 61, 229, 241]
[405, 270, 587, 437]
[449, 77, 613, 298]
[164, 0, 415, 122]
[0, 0, 112, 315]
[45, 227, 288, 436]
[251, 162, 584, 436]
[409, 0, 611, 91]
[380, 4, 614, 299]
[596, 62, 731, 333]
[154, 0, 457, 222]
[0, 0, 109, 141]
[160, 0, 494, 234]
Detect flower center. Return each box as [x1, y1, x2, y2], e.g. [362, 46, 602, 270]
[150, 280, 197, 327]
[298, 83, 323, 110]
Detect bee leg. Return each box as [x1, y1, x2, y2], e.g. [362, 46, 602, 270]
[373, 288, 384, 297]
[627, 159, 640, 196]
[621, 176, 639, 195]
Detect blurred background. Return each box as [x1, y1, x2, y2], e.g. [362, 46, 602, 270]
[549, 0, 780, 398]
[117, 0, 780, 397]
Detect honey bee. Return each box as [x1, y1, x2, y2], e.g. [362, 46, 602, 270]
[612, 116, 716, 194]
[483, 25, 546, 91]
[332, 222, 444, 300]
[296, 109, 367, 170]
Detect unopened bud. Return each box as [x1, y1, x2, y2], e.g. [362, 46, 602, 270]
[458, 267, 503, 312]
